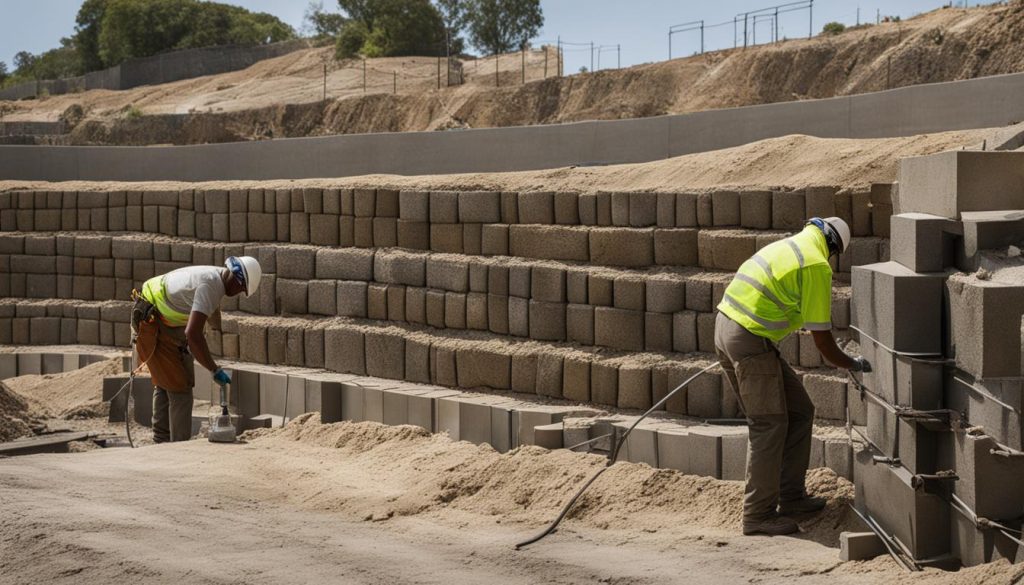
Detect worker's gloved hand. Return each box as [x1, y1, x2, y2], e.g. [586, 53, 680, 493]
[849, 356, 872, 373]
[213, 368, 231, 387]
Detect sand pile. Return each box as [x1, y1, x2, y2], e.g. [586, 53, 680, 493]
[0, 381, 37, 441]
[4, 358, 121, 419]
[0, 128, 992, 195]
[247, 414, 860, 545]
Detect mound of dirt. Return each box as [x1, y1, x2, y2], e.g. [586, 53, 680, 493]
[247, 414, 861, 545]
[0, 381, 37, 442]
[3, 358, 122, 419]
[2, 127, 990, 194]
[13, 3, 1024, 145]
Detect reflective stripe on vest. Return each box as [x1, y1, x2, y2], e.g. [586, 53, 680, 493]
[718, 225, 830, 340]
[141, 275, 190, 327]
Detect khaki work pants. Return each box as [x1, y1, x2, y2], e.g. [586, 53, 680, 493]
[714, 312, 815, 522]
[131, 299, 195, 443]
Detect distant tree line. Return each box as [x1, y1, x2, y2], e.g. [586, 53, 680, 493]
[303, 0, 543, 60]
[1, 0, 295, 88]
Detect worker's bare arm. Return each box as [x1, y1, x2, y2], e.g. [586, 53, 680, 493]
[208, 308, 223, 331]
[811, 330, 858, 370]
[184, 310, 218, 372]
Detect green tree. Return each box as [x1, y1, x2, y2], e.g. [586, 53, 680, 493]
[0, 62, 8, 84]
[74, 0, 109, 72]
[822, 21, 846, 35]
[466, 0, 542, 55]
[304, 1, 347, 38]
[13, 51, 36, 74]
[435, 0, 468, 55]
[335, 0, 443, 58]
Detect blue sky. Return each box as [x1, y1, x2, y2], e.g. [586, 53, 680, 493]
[1, 1, 970, 75]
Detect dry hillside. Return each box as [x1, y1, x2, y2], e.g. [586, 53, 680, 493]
[6, 2, 1024, 145]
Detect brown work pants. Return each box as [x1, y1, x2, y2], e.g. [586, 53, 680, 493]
[714, 312, 815, 522]
[132, 299, 195, 443]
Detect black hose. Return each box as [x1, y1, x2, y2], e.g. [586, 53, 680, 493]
[515, 362, 721, 550]
[110, 375, 137, 449]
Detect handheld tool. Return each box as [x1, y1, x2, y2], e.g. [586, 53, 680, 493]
[207, 382, 236, 443]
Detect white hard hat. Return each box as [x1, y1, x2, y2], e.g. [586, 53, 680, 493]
[225, 256, 262, 297]
[823, 217, 851, 254]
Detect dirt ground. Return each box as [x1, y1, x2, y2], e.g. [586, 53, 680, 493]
[0, 415, 1020, 584]
[9, 3, 1024, 145]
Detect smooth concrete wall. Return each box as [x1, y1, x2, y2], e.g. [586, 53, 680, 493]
[5, 71, 1024, 182]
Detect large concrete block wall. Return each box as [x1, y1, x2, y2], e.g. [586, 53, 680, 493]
[851, 150, 1024, 569]
[7, 71, 1024, 181]
[0, 183, 890, 426]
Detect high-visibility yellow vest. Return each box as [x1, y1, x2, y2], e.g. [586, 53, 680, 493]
[140, 275, 190, 327]
[717, 224, 833, 342]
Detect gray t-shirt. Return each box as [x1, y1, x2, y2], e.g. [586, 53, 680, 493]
[162, 266, 227, 317]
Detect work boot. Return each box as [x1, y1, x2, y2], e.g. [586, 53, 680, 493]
[742, 513, 799, 536]
[778, 495, 827, 516]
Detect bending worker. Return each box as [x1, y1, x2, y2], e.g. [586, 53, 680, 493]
[130, 256, 262, 443]
[714, 217, 869, 536]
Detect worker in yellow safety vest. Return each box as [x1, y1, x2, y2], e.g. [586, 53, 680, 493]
[130, 256, 262, 443]
[715, 217, 870, 536]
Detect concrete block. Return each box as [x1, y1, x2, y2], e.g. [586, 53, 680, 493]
[613, 276, 645, 311]
[587, 273, 612, 306]
[696, 193, 713, 227]
[500, 192, 519, 224]
[628, 193, 658, 227]
[405, 338, 431, 383]
[466, 293, 488, 330]
[458, 191, 500, 223]
[399, 191, 429, 221]
[376, 189, 399, 217]
[463, 224, 482, 255]
[654, 229, 698, 266]
[940, 432, 1024, 520]
[566, 303, 595, 345]
[374, 249, 425, 286]
[354, 217, 373, 247]
[430, 224, 463, 253]
[711, 191, 740, 226]
[387, 285, 407, 322]
[672, 311, 698, 353]
[644, 312, 673, 352]
[803, 373, 846, 421]
[646, 278, 685, 314]
[535, 353, 563, 398]
[772, 190, 806, 230]
[336, 280, 368, 318]
[805, 186, 836, 218]
[519, 191, 554, 224]
[738, 190, 773, 229]
[854, 446, 950, 560]
[696, 312, 716, 354]
[590, 228, 653, 267]
[353, 188, 375, 217]
[425, 289, 446, 329]
[258, 372, 288, 418]
[406, 287, 427, 324]
[506, 353, 536, 394]
[654, 193, 676, 228]
[480, 224, 509, 256]
[428, 191, 459, 223]
[595, 192, 612, 225]
[341, 383, 365, 422]
[316, 248, 375, 280]
[367, 283, 388, 320]
[798, 332, 823, 368]
[565, 268, 588, 304]
[277, 279, 308, 314]
[851, 262, 945, 355]
[562, 355, 591, 403]
[618, 365, 652, 410]
[338, 216, 354, 247]
[553, 192, 579, 225]
[373, 218, 398, 248]
[308, 280, 337, 316]
[324, 328, 365, 375]
[590, 361, 618, 406]
[700, 230, 756, 271]
[510, 225, 589, 262]
[431, 345, 457, 386]
[528, 300, 566, 341]
[531, 265, 566, 302]
[365, 330, 404, 380]
[686, 366, 722, 418]
[469, 263, 488, 293]
[457, 347, 511, 390]
[397, 220, 430, 250]
[840, 532, 887, 562]
[610, 192, 630, 226]
[958, 210, 1024, 270]
[508, 265, 531, 298]
[444, 292, 467, 329]
[594, 307, 644, 351]
[487, 294, 509, 334]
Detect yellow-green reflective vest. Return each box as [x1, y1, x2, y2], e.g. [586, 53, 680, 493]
[140, 275, 190, 327]
[717, 224, 833, 342]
